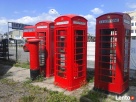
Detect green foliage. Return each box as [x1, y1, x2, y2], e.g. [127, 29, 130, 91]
[19, 95, 35, 102]
[46, 91, 78, 102]
[14, 62, 29, 69]
[0, 78, 17, 86]
[35, 73, 45, 82]
[85, 90, 106, 102]
[86, 70, 94, 83]
[21, 80, 78, 102]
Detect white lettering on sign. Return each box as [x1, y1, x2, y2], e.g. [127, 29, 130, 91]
[124, 19, 130, 25]
[56, 21, 69, 25]
[37, 26, 47, 28]
[73, 21, 86, 25]
[99, 18, 119, 24]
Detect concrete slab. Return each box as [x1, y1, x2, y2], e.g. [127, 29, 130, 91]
[1, 66, 30, 82]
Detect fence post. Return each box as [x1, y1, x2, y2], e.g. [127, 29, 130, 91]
[16, 40, 18, 62]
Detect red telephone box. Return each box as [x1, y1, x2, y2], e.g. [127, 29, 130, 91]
[35, 21, 54, 77]
[54, 14, 87, 91]
[23, 26, 35, 52]
[94, 13, 131, 94]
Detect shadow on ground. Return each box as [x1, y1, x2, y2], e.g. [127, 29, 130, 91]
[80, 68, 108, 102]
[0, 58, 16, 78]
[80, 68, 136, 102]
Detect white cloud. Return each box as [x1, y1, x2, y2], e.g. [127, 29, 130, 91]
[126, 3, 136, 9]
[91, 8, 103, 14]
[49, 9, 59, 15]
[0, 18, 7, 25]
[84, 14, 95, 21]
[0, 9, 96, 35]
[82, 14, 96, 35]
[0, 9, 59, 34]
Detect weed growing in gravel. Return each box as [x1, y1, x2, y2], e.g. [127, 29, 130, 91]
[86, 70, 94, 83]
[46, 91, 78, 102]
[14, 62, 29, 69]
[21, 79, 78, 102]
[0, 78, 17, 86]
[19, 95, 35, 102]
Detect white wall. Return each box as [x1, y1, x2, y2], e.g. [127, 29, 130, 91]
[87, 42, 95, 61]
[130, 40, 136, 70]
[87, 41, 136, 70]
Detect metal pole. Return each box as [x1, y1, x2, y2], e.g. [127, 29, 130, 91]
[16, 39, 18, 62]
[7, 22, 9, 60]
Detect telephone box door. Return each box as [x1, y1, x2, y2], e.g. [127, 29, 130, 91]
[55, 29, 68, 85]
[37, 32, 46, 71]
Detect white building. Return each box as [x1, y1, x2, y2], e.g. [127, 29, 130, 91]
[126, 11, 136, 40]
[9, 30, 23, 40]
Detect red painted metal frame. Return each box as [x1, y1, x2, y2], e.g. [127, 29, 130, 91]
[94, 12, 131, 94]
[23, 26, 36, 52]
[54, 14, 87, 91]
[35, 21, 54, 77]
[23, 26, 36, 38]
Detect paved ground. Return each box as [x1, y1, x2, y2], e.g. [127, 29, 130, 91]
[9, 47, 29, 62]
[3, 47, 136, 101]
[0, 65, 94, 96]
[0, 64, 136, 102]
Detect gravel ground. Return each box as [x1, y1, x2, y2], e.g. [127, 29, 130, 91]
[0, 49, 136, 102]
[0, 80, 28, 102]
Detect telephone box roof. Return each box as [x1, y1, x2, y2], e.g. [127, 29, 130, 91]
[97, 12, 130, 19]
[55, 14, 87, 20]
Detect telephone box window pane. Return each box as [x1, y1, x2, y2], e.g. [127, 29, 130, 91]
[99, 29, 117, 83]
[74, 30, 84, 78]
[123, 29, 130, 79]
[56, 30, 67, 78]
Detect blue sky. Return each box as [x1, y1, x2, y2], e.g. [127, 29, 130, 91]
[0, 0, 136, 34]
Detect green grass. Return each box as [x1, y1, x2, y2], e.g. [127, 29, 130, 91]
[86, 70, 94, 83]
[0, 78, 78, 102]
[0, 78, 17, 86]
[21, 79, 78, 102]
[46, 91, 77, 102]
[0, 59, 30, 69]
[19, 96, 35, 102]
[0, 77, 122, 102]
[14, 62, 29, 69]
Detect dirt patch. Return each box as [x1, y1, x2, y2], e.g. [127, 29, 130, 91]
[0, 79, 78, 102]
[0, 79, 30, 102]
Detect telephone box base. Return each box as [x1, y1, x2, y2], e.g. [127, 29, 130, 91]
[30, 69, 40, 80]
[93, 87, 129, 95]
[54, 81, 86, 91]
